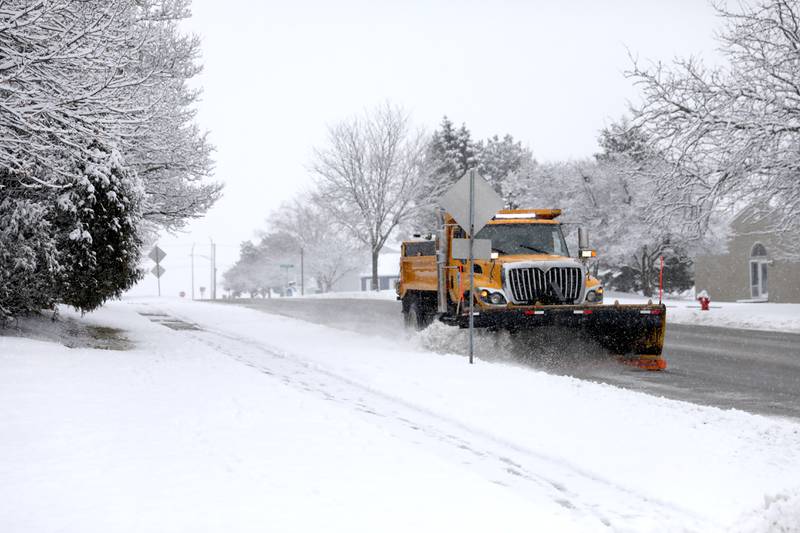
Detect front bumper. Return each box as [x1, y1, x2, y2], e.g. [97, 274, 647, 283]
[443, 303, 666, 355]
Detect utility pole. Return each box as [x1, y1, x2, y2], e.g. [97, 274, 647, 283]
[209, 237, 216, 300]
[190, 243, 195, 300]
[468, 168, 475, 365]
[156, 253, 161, 297]
[300, 247, 305, 296]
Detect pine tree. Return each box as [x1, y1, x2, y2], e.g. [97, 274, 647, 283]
[428, 116, 478, 187]
[0, 176, 60, 320]
[476, 134, 533, 199]
[53, 143, 144, 312]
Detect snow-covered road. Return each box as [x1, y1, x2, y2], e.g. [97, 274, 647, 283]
[2, 298, 800, 532]
[226, 297, 800, 419]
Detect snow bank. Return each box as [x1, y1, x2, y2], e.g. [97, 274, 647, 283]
[608, 291, 800, 334]
[3, 299, 800, 532]
[298, 289, 398, 300]
[734, 488, 800, 533]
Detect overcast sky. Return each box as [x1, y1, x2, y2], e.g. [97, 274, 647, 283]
[129, 0, 723, 298]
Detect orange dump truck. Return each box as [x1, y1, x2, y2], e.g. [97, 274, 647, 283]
[397, 209, 667, 370]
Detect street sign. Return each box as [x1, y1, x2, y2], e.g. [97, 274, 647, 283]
[440, 170, 504, 366]
[148, 246, 167, 264]
[151, 265, 165, 278]
[439, 171, 504, 235]
[452, 238, 492, 260]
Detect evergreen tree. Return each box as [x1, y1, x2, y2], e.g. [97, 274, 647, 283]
[476, 134, 533, 199]
[53, 143, 144, 312]
[427, 116, 479, 187]
[0, 176, 60, 320]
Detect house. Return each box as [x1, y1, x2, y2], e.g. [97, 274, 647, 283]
[359, 250, 400, 291]
[327, 248, 401, 293]
[694, 211, 800, 303]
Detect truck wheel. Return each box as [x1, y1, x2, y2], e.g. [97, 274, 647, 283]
[404, 301, 428, 331]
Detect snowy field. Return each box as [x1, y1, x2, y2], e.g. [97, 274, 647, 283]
[297, 289, 800, 334]
[2, 298, 800, 532]
[608, 292, 800, 334]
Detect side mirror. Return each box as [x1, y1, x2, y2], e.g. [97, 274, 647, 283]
[578, 227, 596, 260]
[578, 228, 589, 249]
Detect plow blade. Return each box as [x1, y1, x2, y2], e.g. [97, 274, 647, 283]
[456, 303, 667, 370]
[584, 304, 666, 357]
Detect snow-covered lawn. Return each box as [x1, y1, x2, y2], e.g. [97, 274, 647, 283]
[608, 291, 800, 334]
[2, 299, 799, 532]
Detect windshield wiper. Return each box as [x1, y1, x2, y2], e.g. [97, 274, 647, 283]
[492, 246, 507, 255]
[520, 244, 551, 254]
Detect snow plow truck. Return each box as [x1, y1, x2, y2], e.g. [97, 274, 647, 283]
[397, 209, 667, 370]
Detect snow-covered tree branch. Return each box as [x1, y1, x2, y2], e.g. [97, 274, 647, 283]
[628, 0, 800, 260]
[0, 0, 219, 319]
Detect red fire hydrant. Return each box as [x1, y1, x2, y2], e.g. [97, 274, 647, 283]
[697, 290, 710, 311]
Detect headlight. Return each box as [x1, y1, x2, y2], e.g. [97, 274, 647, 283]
[585, 287, 603, 303]
[489, 292, 506, 305]
[478, 288, 506, 305]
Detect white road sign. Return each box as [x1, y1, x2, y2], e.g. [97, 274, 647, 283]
[148, 246, 166, 264]
[439, 171, 504, 235]
[451, 238, 492, 260]
[151, 265, 165, 278]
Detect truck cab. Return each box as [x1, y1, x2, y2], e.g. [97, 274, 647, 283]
[398, 209, 603, 319]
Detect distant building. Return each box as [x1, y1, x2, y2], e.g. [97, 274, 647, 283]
[359, 250, 400, 291]
[694, 211, 800, 303]
[326, 247, 401, 293]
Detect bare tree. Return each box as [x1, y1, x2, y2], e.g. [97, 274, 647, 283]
[311, 104, 428, 290]
[628, 0, 800, 259]
[266, 199, 365, 293]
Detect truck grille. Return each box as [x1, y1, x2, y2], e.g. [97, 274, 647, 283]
[507, 266, 583, 304]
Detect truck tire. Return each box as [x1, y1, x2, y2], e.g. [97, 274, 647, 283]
[404, 301, 432, 331]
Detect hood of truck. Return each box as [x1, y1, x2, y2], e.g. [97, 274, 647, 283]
[492, 253, 576, 265]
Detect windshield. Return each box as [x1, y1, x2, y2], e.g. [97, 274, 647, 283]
[474, 223, 569, 256]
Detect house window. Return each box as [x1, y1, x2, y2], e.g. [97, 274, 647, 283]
[749, 243, 769, 300]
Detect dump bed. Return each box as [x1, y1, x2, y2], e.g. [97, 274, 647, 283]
[399, 240, 438, 297]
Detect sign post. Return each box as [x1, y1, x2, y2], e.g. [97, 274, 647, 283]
[468, 169, 476, 364]
[439, 169, 504, 364]
[148, 245, 167, 297]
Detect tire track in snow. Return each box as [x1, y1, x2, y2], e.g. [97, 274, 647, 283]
[146, 306, 716, 532]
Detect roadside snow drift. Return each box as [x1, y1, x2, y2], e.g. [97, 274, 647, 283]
[1, 298, 799, 533]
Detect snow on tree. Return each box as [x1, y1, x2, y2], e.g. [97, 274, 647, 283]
[0, 179, 60, 319]
[628, 0, 800, 260]
[266, 200, 365, 293]
[503, 118, 693, 296]
[53, 143, 144, 312]
[0, 0, 219, 227]
[0, 0, 217, 319]
[222, 241, 283, 298]
[0, 142, 144, 319]
[312, 103, 429, 290]
[476, 134, 534, 201]
[427, 116, 479, 187]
